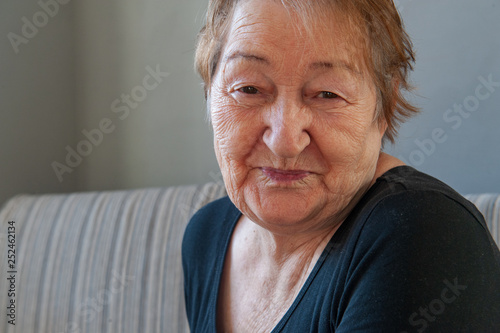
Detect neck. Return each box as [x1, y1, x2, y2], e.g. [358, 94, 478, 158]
[239, 215, 339, 269]
[371, 152, 405, 185]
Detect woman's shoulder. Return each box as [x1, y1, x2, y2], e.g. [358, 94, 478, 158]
[367, 165, 485, 225]
[329, 167, 500, 331]
[342, 166, 500, 281]
[340, 166, 499, 271]
[347, 166, 492, 243]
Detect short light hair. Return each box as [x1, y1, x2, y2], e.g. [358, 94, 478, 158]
[195, 0, 419, 143]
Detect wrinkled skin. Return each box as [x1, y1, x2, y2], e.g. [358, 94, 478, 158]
[210, 0, 388, 238]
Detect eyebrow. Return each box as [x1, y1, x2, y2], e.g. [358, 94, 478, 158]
[224, 52, 270, 65]
[310, 61, 362, 77]
[224, 52, 361, 77]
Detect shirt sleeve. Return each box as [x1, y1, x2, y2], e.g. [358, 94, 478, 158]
[335, 190, 500, 332]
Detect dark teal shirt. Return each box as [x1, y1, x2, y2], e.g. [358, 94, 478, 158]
[182, 167, 500, 332]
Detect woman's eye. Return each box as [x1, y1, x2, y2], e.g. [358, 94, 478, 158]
[239, 86, 259, 94]
[318, 91, 339, 99]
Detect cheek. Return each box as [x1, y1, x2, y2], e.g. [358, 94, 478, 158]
[210, 99, 263, 209]
[210, 96, 260, 181]
[211, 105, 238, 150]
[316, 114, 373, 160]
[316, 112, 383, 190]
[211, 90, 262, 150]
[345, 121, 384, 174]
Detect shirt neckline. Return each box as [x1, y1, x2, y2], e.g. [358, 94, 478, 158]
[210, 203, 339, 332]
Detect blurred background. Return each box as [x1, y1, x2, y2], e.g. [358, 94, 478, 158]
[1, 0, 499, 206]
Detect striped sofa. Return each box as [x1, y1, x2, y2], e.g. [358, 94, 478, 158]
[0, 184, 498, 333]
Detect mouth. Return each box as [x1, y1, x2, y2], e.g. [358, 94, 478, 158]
[260, 167, 311, 183]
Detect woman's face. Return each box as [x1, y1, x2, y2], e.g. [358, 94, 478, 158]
[210, 0, 387, 235]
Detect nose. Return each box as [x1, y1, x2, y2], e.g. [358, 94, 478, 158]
[262, 97, 311, 158]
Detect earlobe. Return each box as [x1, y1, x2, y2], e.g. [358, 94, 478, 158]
[375, 101, 388, 137]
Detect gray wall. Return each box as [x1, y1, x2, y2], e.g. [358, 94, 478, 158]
[0, 0, 77, 205]
[386, 0, 500, 194]
[1, 0, 499, 206]
[73, 0, 218, 193]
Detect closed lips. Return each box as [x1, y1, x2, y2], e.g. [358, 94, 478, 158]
[260, 167, 311, 181]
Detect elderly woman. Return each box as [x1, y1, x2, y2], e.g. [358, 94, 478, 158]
[182, 0, 500, 331]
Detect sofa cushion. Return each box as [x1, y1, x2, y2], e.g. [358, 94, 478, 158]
[464, 193, 500, 248]
[0, 183, 226, 333]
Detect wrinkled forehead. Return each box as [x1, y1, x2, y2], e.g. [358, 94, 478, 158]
[220, 0, 370, 77]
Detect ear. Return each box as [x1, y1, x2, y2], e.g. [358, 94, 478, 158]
[379, 78, 401, 138]
[378, 116, 388, 138]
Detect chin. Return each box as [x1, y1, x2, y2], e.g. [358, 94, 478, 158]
[239, 184, 330, 232]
